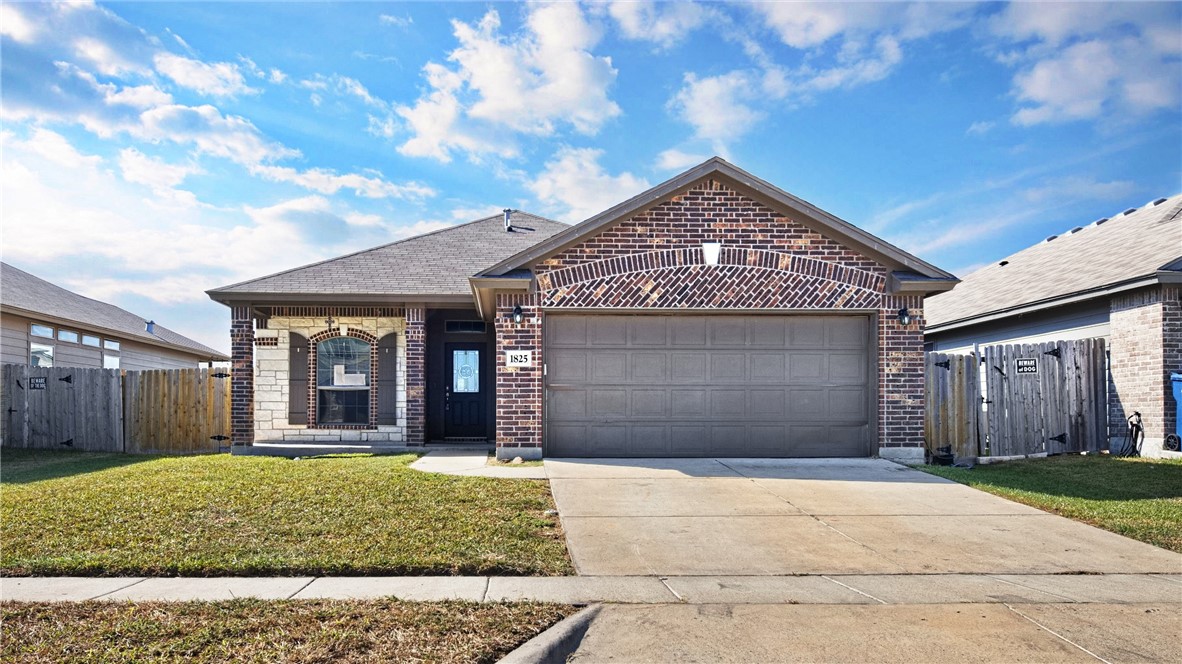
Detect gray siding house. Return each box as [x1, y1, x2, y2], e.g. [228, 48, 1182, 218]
[925, 195, 1182, 456]
[1, 262, 228, 370]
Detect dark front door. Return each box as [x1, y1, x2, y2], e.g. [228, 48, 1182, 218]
[444, 342, 488, 439]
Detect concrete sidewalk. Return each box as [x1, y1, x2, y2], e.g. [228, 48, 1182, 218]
[4, 573, 1180, 604]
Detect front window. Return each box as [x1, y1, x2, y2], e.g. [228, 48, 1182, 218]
[316, 336, 371, 425]
[82, 335, 101, 347]
[31, 343, 53, 367]
[103, 354, 120, 369]
[30, 324, 53, 338]
[58, 330, 79, 343]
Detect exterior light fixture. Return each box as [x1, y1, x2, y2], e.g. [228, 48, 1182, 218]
[897, 307, 912, 326]
[511, 304, 524, 325]
[702, 242, 722, 266]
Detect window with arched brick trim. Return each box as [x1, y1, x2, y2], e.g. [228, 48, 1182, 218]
[307, 328, 380, 428]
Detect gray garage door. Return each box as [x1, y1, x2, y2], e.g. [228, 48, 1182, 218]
[544, 315, 871, 457]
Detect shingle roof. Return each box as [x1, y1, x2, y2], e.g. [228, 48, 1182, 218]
[926, 194, 1182, 329]
[208, 211, 568, 298]
[0, 262, 228, 360]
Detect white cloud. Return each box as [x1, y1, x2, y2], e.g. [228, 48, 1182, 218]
[528, 147, 649, 222]
[966, 120, 995, 136]
[135, 104, 296, 165]
[118, 147, 200, 190]
[379, 14, 413, 28]
[300, 74, 387, 109]
[268, 68, 287, 84]
[74, 36, 150, 76]
[991, 2, 1181, 126]
[250, 164, 435, 200]
[1, 4, 37, 42]
[1022, 176, 1136, 204]
[154, 52, 258, 97]
[396, 5, 620, 162]
[670, 71, 763, 147]
[606, 1, 709, 49]
[9, 128, 103, 169]
[655, 148, 709, 171]
[106, 84, 173, 108]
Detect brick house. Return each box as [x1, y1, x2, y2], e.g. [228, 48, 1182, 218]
[925, 194, 1182, 457]
[207, 158, 957, 460]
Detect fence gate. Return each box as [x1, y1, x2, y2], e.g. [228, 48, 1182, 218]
[1, 364, 123, 451]
[123, 368, 232, 454]
[926, 338, 1108, 458]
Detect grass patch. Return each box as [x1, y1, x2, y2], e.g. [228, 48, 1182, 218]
[1, 599, 575, 663]
[1, 449, 572, 576]
[921, 455, 1182, 552]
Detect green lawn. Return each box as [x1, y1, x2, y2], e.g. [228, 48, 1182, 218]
[1, 449, 572, 576]
[921, 455, 1182, 552]
[1, 599, 575, 663]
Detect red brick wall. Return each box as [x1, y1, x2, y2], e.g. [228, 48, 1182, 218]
[493, 179, 927, 456]
[405, 306, 426, 444]
[230, 305, 254, 446]
[494, 292, 543, 450]
[1110, 285, 1182, 446]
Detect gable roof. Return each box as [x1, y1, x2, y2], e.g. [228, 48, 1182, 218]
[0, 262, 228, 360]
[207, 211, 568, 302]
[926, 194, 1182, 331]
[478, 156, 957, 283]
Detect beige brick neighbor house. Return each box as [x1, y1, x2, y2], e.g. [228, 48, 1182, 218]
[926, 195, 1182, 457]
[208, 158, 957, 460]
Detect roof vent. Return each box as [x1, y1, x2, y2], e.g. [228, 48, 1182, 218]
[1044, 235, 1058, 243]
[1094, 217, 1109, 226]
[1153, 198, 1167, 206]
[1069, 226, 1084, 234]
[145, 320, 156, 334]
[998, 260, 1009, 267]
[503, 208, 514, 232]
[1122, 208, 1136, 216]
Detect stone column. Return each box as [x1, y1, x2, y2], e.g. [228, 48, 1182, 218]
[404, 306, 426, 444]
[230, 304, 255, 447]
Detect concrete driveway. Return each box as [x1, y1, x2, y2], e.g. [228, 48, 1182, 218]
[545, 457, 1182, 576]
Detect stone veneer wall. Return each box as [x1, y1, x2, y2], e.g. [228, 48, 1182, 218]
[493, 179, 927, 460]
[1109, 285, 1182, 457]
[253, 315, 408, 443]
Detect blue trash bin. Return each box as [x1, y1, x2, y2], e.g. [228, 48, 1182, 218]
[1169, 373, 1182, 451]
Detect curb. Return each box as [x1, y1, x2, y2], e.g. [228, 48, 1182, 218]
[498, 604, 600, 664]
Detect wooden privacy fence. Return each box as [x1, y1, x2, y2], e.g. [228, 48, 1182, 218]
[1, 364, 231, 454]
[926, 338, 1108, 459]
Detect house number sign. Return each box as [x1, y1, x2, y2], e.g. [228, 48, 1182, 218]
[505, 350, 533, 368]
[28, 377, 46, 390]
[1015, 358, 1037, 375]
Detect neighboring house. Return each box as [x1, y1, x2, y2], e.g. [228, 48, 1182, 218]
[925, 194, 1182, 456]
[1, 262, 228, 370]
[207, 158, 957, 460]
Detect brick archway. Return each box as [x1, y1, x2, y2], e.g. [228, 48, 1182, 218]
[307, 328, 380, 428]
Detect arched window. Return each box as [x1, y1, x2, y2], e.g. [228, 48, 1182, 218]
[316, 336, 371, 425]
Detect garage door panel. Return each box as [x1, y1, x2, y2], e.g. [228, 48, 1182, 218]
[591, 389, 627, 417]
[671, 389, 706, 416]
[549, 350, 588, 382]
[750, 353, 787, 381]
[710, 353, 747, 381]
[672, 353, 706, 381]
[590, 317, 627, 345]
[670, 317, 706, 345]
[545, 315, 870, 458]
[632, 389, 667, 416]
[630, 317, 668, 345]
[550, 389, 589, 418]
[631, 353, 667, 380]
[630, 426, 668, 455]
[592, 353, 627, 381]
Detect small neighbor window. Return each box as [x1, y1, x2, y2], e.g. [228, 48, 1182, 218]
[82, 335, 101, 347]
[57, 330, 79, 343]
[31, 343, 53, 367]
[103, 354, 120, 369]
[30, 324, 53, 338]
[316, 336, 371, 425]
[445, 320, 487, 334]
[104, 339, 120, 351]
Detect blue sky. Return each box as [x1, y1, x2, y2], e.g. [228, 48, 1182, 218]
[2, 1, 1180, 354]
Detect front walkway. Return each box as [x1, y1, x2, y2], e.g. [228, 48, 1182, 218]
[409, 450, 545, 479]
